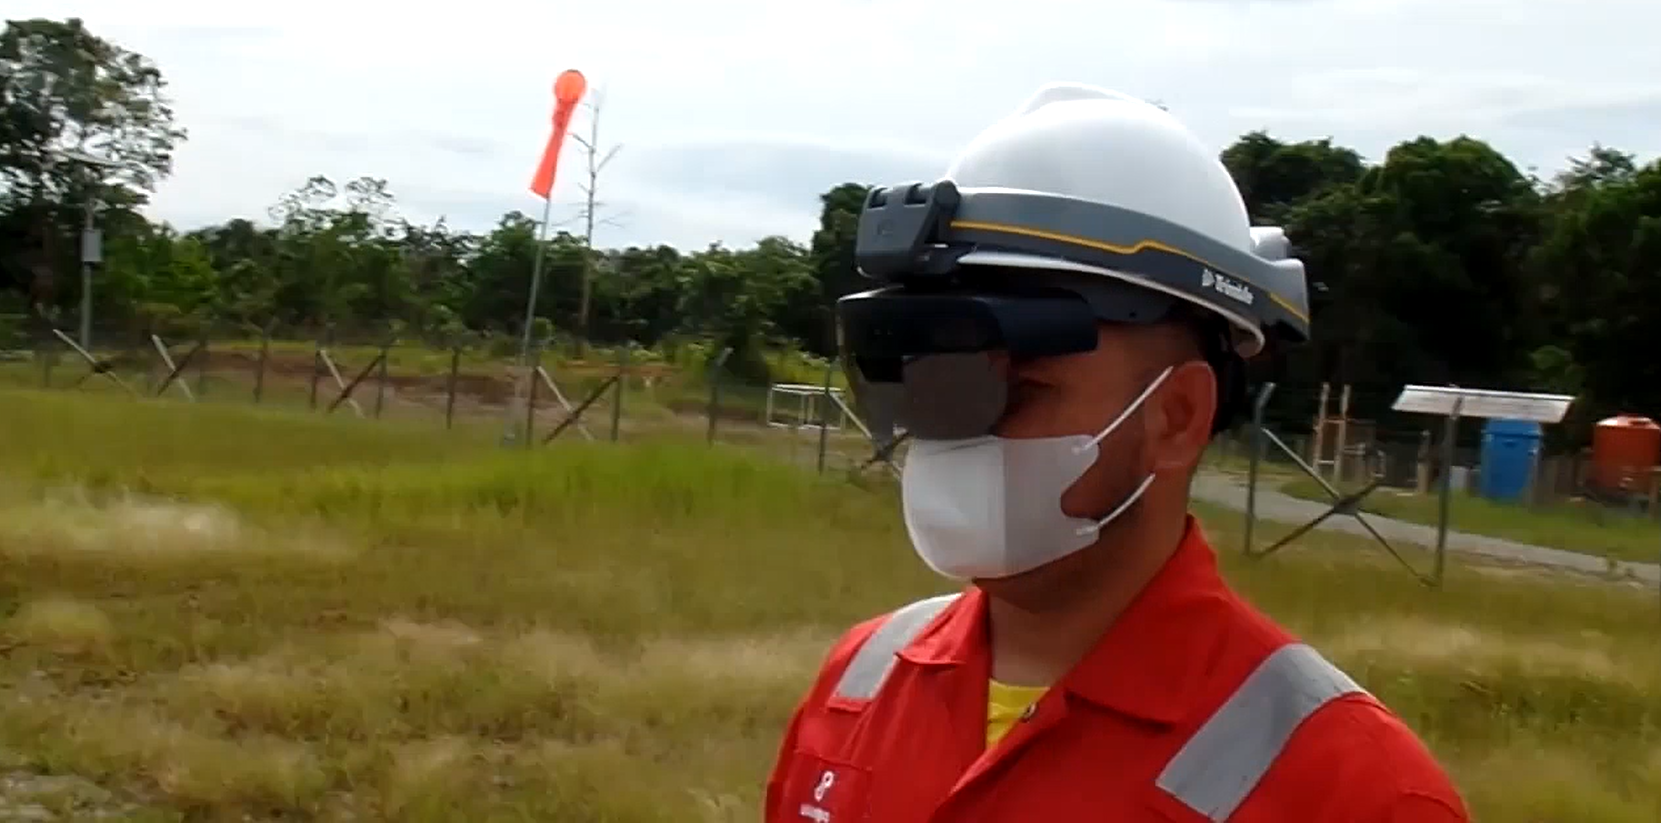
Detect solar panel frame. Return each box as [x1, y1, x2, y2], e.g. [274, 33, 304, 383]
[1390, 384, 1576, 423]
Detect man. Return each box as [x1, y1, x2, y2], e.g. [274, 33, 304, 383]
[764, 84, 1469, 822]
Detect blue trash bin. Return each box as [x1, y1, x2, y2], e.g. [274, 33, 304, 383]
[1478, 418, 1543, 503]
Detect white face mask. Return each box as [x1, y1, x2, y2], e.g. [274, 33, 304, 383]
[899, 366, 1174, 581]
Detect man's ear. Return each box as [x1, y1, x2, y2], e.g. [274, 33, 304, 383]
[1145, 359, 1217, 473]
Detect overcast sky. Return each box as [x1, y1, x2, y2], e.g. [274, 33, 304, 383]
[13, 0, 1659, 251]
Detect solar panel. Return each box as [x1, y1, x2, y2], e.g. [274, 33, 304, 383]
[1390, 384, 1576, 423]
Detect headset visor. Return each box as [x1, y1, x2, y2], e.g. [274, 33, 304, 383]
[838, 278, 1183, 440]
[836, 179, 1305, 441]
[837, 286, 1093, 440]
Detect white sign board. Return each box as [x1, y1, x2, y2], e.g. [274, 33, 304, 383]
[81, 228, 103, 264]
[1391, 384, 1576, 424]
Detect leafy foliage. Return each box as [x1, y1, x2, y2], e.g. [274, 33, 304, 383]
[4, 17, 1661, 445]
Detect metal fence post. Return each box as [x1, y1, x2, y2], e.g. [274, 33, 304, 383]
[39, 325, 55, 388]
[817, 359, 835, 474]
[143, 335, 157, 396]
[374, 337, 391, 419]
[609, 345, 627, 442]
[1244, 382, 1276, 555]
[525, 340, 542, 449]
[195, 334, 209, 398]
[706, 347, 732, 446]
[1433, 397, 1464, 590]
[253, 326, 271, 404]
[444, 342, 461, 430]
[308, 330, 324, 411]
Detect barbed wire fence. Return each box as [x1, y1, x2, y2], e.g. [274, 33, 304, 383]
[6, 316, 1657, 582]
[8, 315, 1655, 495]
[2, 316, 907, 479]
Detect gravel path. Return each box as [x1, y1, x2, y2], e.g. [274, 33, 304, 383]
[1191, 472, 1661, 585]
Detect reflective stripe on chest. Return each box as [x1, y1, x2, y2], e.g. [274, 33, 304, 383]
[1155, 642, 1367, 820]
[830, 595, 1369, 822]
[832, 593, 961, 701]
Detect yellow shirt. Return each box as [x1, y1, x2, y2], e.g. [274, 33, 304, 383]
[986, 679, 1049, 747]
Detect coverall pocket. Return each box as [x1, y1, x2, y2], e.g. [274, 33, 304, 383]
[778, 750, 874, 823]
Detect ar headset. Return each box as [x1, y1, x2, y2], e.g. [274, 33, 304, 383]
[834, 179, 1311, 443]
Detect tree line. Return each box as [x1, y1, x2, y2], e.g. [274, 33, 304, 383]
[4, 17, 1658, 444]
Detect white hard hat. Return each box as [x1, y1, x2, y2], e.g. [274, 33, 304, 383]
[836, 82, 1313, 438]
[936, 83, 1309, 356]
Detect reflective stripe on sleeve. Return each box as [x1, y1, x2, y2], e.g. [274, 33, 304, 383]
[1156, 643, 1368, 821]
[830, 593, 960, 701]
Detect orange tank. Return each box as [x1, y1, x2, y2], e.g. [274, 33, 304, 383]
[1589, 414, 1661, 492]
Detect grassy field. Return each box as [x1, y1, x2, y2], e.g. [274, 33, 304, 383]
[1279, 475, 1661, 565]
[1, 388, 1658, 821]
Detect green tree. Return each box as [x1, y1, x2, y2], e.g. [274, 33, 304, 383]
[799, 182, 871, 355]
[678, 237, 816, 379]
[597, 244, 686, 346]
[1528, 152, 1661, 435]
[13, 11, 1661, 460]
[1222, 131, 1364, 224]
[0, 17, 187, 313]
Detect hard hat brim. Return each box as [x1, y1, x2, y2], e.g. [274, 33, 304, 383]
[941, 187, 1309, 354]
[951, 249, 1265, 356]
[850, 182, 1311, 355]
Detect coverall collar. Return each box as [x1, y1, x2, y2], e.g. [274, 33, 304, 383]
[898, 515, 1227, 725]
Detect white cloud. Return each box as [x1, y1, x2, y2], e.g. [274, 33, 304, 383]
[10, 0, 1659, 248]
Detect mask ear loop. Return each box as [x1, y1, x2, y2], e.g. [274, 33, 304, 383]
[1066, 364, 1175, 537]
[1072, 365, 1176, 455]
[1074, 473, 1157, 537]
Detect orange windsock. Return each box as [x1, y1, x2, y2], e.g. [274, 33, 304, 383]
[529, 69, 588, 200]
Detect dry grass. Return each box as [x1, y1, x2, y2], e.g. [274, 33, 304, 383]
[6, 596, 115, 658]
[0, 488, 353, 564]
[0, 386, 1657, 821]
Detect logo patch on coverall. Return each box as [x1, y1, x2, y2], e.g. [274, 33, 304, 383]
[784, 754, 872, 822]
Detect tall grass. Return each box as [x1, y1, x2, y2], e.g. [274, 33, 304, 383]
[2, 389, 490, 487]
[0, 386, 1656, 821]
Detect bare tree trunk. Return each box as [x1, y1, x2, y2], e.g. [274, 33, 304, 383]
[569, 89, 624, 357]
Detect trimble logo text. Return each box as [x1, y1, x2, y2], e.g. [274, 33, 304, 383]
[1200, 269, 1254, 305]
